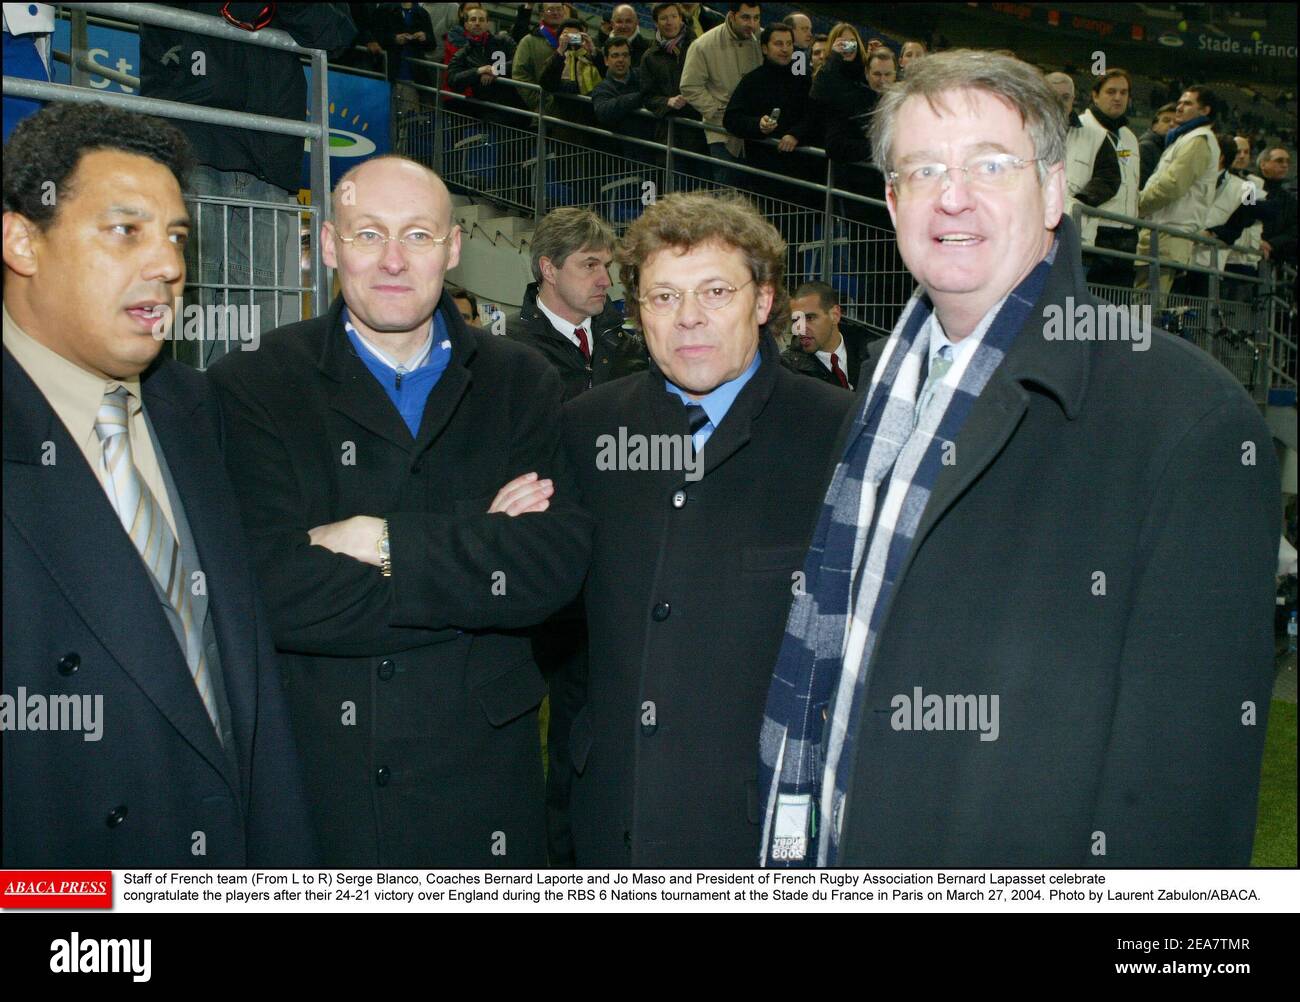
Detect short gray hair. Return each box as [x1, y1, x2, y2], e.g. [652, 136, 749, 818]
[529, 207, 616, 283]
[869, 49, 1066, 182]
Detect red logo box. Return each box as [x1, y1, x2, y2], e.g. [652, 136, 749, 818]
[0, 871, 113, 909]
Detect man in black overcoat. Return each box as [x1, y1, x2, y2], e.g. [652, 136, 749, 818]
[760, 50, 1280, 868]
[209, 156, 593, 867]
[558, 193, 851, 866]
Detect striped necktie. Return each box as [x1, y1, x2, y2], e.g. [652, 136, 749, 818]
[94, 386, 220, 737]
[684, 401, 712, 449]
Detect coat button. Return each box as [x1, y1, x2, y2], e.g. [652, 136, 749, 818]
[651, 602, 671, 622]
[376, 766, 391, 787]
[57, 653, 80, 676]
[671, 489, 687, 509]
[106, 805, 128, 828]
[377, 658, 395, 681]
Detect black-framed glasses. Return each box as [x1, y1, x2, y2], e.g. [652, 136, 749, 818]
[638, 279, 755, 315]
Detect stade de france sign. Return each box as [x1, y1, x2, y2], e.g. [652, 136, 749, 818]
[1196, 34, 1296, 59]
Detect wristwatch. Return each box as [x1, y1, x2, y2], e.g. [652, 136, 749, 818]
[378, 519, 392, 577]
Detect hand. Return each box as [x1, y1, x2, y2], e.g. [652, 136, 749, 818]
[308, 515, 386, 567]
[488, 472, 554, 516]
[480, 72, 496, 86]
[557, 32, 571, 54]
[582, 34, 595, 54]
[668, 94, 687, 110]
[395, 32, 410, 44]
[777, 134, 798, 152]
[366, 41, 383, 55]
[1259, 239, 1272, 259]
[833, 38, 853, 55]
[759, 115, 778, 134]
[413, 31, 427, 43]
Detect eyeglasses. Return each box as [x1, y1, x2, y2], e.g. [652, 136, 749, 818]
[888, 154, 1044, 195]
[638, 279, 754, 316]
[336, 225, 460, 254]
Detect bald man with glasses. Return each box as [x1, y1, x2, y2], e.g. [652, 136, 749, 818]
[209, 155, 593, 868]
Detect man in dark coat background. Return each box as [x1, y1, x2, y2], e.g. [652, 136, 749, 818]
[508, 207, 647, 403]
[3, 102, 313, 868]
[781, 280, 865, 390]
[760, 50, 1280, 868]
[210, 156, 593, 868]
[559, 193, 851, 866]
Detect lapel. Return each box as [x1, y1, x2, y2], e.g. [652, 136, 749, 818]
[891, 220, 1093, 590]
[2, 349, 238, 792]
[317, 292, 477, 465]
[142, 364, 246, 799]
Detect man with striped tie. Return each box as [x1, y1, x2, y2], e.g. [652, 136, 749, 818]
[557, 192, 850, 866]
[2, 101, 314, 867]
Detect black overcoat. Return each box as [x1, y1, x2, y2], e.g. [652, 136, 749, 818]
[836, 217, 1280, 866]
[209, 293, 593, 867]
[560, 336, 851, 866]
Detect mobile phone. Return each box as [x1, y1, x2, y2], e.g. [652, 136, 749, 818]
[769, 107, 781, 121]
[842, 39, 857, 53]
[567, 33, 583, 45]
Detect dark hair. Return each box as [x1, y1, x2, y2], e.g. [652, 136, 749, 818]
[1090, 67, 1131, 94]
[457, 3, 485, 24]
[651, 2, 683, 22]
[560, 17, 584, 30]
[728, 2, 760, 12]
[792, 281, 839, 310]
[450, 285, 479, 315]
[760, 24, 792, 47]
[604, 35, 632, 54]
[1215, 132, 1236, 169]
[1153, 102, 1176, 123]
[812, 33, 828, 44]
[1186, 85, 1217, 119]
[3, 101, 194, 229]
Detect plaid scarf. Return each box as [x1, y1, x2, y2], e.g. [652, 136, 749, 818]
[757, 249, 1055, 867]
[656, 28, 684, 55]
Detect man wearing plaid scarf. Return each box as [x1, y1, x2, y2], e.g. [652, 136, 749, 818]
[759, 50, 1279, 868]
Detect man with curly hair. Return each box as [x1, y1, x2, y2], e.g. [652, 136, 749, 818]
[555, 192, 850, 867]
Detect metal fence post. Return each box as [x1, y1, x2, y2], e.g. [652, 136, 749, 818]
[70, 10, 90, 88]
[308, 48, 331, 316]
[821, 159, 835, 283]
[432, 77, 446, 174]
[664, 116, 675, 195]
[534, 98, 547, 223]
[1148, 228, 1162, 313]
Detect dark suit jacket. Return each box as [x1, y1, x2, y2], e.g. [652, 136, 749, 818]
[560, 336, 852, 866]
[2, 348, 314, 868]
[208, 293, 593, 867]
[837, 216, 1279, 866]
[780, 331, 867, 391]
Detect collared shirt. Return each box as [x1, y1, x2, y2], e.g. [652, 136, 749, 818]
[344, 310, 438, 374]
[3, 303, 178, 538]
[815, 331, 851, 388]
[535, 294, 593, 353]
[664, 348, 762, 450]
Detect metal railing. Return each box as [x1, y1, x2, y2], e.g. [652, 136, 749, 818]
[5, 2, 334, 368]
[401, 59, 911, 335]
[400, 60, 1295, 397]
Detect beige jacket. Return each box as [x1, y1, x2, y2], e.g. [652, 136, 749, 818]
[679, 18, 760, 156]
